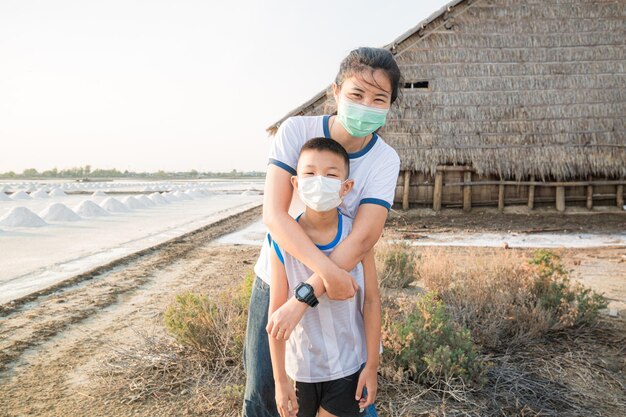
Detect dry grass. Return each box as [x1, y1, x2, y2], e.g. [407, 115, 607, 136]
[375, 241, 420, 289]
[98, 329, 245, 416]
[97, 273, 253, 416]
[96, 250, 624, 417]
[415, 248, 607, 350]
[416, 248, 548, 349]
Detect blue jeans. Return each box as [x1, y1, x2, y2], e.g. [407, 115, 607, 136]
[242, 276, 379, 417]
[243, 276, 278, 417]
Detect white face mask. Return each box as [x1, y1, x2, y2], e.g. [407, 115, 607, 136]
[297, 175, 344, 212]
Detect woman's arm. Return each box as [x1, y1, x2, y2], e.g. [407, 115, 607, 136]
[355, 249, 381, 409]
[267, 204, 388, 338]
[266, 250, 298, 417]
[263, 164, 358, 299]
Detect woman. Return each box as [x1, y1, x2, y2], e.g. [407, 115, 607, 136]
[243, 47, 402, 417]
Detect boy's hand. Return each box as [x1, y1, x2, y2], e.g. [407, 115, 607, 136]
[355, 364, 378, 410]
[266, 297, 307, 340]
[323, 265, 359, 300]
[275, 380, 298, 417]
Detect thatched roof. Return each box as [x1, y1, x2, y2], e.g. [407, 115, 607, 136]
[266, 0, 626, 181]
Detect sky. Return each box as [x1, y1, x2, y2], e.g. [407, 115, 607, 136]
[0, 0, 450, 173]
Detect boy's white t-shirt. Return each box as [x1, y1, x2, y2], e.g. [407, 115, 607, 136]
[271, 212, 367, 383]
[254, 114, 400, 284]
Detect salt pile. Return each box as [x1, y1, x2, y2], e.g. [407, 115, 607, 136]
[0, 207, 47, 227]
[74, 200, 109, 217]
[137, 195, 156, 207]
[101, 197, 131, 213]
[122, 196, 147, 209]
[40, 203, 81, 222]
[31, 189, 50, 199]
[149, 193, 169, 205]
[92, 191, 107, 197]
[185, 189, 204, 198]
[49, 189, 67, 197]
[0, 192, 11, 201]
[174, 190, 193, 200]
[11, 191, 32, 200]
[163, 192, 181, 202]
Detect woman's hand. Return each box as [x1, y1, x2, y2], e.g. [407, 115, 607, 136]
[275, 380, 298, 417]
[266, 297, 308, 340]
[322, 265, 359, 300]
[355, 364, 378, 410]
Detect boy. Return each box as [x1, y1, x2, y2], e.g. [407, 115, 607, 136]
[266, 138, 381, 417]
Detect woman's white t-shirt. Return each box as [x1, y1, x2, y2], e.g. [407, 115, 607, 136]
[254, 114, 400, 284]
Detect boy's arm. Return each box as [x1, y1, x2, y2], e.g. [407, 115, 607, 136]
[356, 249, 381, 409]
[266, 248, 298, 417]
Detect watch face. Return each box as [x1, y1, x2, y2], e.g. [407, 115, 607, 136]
[296, 285, 310, 298]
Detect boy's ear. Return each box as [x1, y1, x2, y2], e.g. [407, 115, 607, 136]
[341, 179, 354, 197]
[290, 175, 298, 190]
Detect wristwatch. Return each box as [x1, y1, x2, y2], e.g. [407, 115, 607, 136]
[294, 282, 319, 307]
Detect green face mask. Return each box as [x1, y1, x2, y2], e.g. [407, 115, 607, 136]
[336, 97, 389, 138]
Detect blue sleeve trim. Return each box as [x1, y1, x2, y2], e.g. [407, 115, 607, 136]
[359, 197, 391, 211]
[323, 115, 331, 138]
[268, 158, 297, 175]
[272, 241, 285, 265]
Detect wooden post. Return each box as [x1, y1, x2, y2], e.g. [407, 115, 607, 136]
[617, 184, 624, 209]
[498, 182, 505, 212]
[433, 170, 443, 211]
[402, 170, 411, 210]
[556, 186, 565, 212]
[463, 171, 472, 212]
[586, 175, 593, 210]
[527, 175, 535, 210]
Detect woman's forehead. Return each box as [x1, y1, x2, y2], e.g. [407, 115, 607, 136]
[343, 69, 391, 96]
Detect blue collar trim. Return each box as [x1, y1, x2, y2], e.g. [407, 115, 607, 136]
[295, 210, 342, 250]
[323, 115, 378, 159]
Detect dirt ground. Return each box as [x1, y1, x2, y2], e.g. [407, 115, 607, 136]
[0, 207, 624, 416]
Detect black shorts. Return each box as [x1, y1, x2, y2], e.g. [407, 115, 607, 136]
[296, 369, 362, 417]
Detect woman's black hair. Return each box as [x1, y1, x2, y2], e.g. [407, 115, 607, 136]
[335, 47, 402, 104]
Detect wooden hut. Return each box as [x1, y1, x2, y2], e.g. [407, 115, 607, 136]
[267, 0, 626, 212]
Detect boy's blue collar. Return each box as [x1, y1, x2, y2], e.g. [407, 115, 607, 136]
[295, 209, 342, 250]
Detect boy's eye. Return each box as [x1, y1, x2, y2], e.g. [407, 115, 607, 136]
[327, 174, 337, 178]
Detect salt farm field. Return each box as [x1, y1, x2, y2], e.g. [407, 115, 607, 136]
[0, 179, 263, 303]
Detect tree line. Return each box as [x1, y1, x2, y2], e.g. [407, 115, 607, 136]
[0, 166, 265, 180]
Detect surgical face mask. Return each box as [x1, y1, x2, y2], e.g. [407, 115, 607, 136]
[336, 97, 389, 138]
[297, 175, 344, 212]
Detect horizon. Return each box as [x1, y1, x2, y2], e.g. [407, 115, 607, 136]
[0, 0, 451, 173]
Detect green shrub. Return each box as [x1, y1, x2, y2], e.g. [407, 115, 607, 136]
[163, 271, 254, 364]
[376, 242, 419, 288]
[381, 292, 485, 387]
[530, 250, 608, 327]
